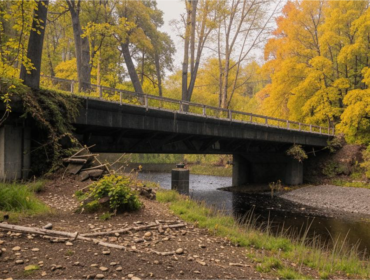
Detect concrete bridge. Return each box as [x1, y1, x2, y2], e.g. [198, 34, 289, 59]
[0, 77, 334, 185]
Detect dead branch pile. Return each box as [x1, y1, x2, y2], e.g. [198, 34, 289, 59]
[63, 145, 111, 181]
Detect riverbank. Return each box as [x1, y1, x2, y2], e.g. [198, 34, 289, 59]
[0, 175, 369, 279]
[280, 184, 370, 216]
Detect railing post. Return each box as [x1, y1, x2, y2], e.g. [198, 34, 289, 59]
[180, 101, 183, 112]
[287, 120, 290, 129]
[328, 127, 330, 134]
[320, 127, 322, 134]
[250, 114, 252, 122]
[310, 124, 312, 132]
[99, 85, 103, 98]
[228, 110, 232, 121]
[70, 81, 74, 93]
[265, 117, 268, 125]
[120, 91, 122, 105]
[144, 95, 148, 111]
[203, 105, 206, 116]
[299, 123, 301, 131]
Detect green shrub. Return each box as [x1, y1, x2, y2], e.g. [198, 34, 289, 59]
[78, 174, 142, 213]
[0, 182, 49, 214]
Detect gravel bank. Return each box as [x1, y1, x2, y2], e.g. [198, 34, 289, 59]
[280, 185, 370, 216]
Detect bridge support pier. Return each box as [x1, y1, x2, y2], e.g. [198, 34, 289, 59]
[232, 154, 303, 187]
[0, 125, 31, 181]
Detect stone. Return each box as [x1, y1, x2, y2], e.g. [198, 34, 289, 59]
[91, 264, 98, 267]
[31, 248, 39, 252]
[109, 237, 118, 242]
[175, 248, 184, 255]
[12, 246, 21, 251]
[144, 232, 152, 237]
[196, 260, 206, 266]
[128, 274, 134, 278]
[110, 262, 117, 266]
[99, 267, 108, 272]
[103, 250, 111, 255]
[116, 266, 123, 271]
[131, 277, 141, 280]
[194, 271, 201, 274]
[65, 242, 73, 246]
[15, 260, 24, 264]
[199, 244, 206, 248]
[96, 274, 105, 279]
[41, 271, 47, 276]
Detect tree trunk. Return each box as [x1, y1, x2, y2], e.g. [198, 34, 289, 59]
[154, 51, 163, 97]
[20, 0, 49, 89]
[67, 0, 91, 92]
[120, 42, 143, 94]
[182, 0, 192, 104]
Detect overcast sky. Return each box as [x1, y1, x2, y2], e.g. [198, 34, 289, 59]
[156, 0, 184, 70]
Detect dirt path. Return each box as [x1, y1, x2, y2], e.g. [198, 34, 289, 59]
[0, 177, 277, 280]
[280, 185, 370, 216]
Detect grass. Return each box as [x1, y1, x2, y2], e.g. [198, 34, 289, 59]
[157, 189, 370, 279]
[331, 179, 370, 190]
[188, 164, 232, 177]
[0, 181, 50, 221]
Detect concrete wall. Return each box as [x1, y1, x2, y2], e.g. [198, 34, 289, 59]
[0, 125, 30, 180]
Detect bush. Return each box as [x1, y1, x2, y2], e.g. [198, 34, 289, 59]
[361, 145, 370, 178]
[78, 174, 142, 213]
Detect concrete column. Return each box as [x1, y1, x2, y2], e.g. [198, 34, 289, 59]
[171, 164, 189, 195]
[232, 154, 250, 186]
[285, 159, 303, 185]
[0, 125, 31, 181]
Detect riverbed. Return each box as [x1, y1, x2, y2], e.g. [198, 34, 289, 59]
[138, 172, 370, 255]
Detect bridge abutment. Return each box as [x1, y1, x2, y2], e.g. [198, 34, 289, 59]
[232, 154, 303, 187]
[0, 125, 31, 181]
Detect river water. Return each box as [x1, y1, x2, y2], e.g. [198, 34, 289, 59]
[138, 172, 370, 255]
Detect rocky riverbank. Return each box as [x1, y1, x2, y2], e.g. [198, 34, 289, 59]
[280, 184, 370, 217]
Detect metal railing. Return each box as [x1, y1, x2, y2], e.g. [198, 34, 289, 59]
[40, 75, 335, 136]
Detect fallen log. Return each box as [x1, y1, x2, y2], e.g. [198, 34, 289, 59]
[79, 223, 185, 237]
[0, 223, 78, 240]
[0, 223, 125, 250]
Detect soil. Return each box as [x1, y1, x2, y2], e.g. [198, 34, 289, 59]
[280, 184, 370, 217]
[0, 175, 343, 280]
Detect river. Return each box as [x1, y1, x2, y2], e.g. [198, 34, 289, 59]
[138, 172, 370, 255]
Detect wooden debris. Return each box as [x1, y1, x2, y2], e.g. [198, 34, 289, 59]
[150, 249, 175, 256]
[62, 145, 110, 179]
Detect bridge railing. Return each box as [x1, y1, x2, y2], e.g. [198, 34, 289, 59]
[40, 76, 335, 136]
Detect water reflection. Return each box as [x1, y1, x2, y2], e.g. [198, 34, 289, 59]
[138, 172, 370, 254]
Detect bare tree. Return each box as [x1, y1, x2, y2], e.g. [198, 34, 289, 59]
[216, 0, 281, 108]
[181, 0, 219, 107]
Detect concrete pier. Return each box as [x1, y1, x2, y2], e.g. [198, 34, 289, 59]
[0, 125, 30, 180]
[171, 163, 189, 195]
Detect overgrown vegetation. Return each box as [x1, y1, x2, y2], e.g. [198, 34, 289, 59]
[0, 77, 81, 175]
[361, 145, 370, 179]
[0, 181, 49, 219]
[157, 189, 370, 279]
[286, 145, 307, 162]
[76, 174, 142, 213]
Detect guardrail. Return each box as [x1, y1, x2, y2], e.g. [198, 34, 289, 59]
[40, 75, 335, 136]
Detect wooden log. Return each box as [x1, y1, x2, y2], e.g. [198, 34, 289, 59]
[0, 223, 79, 240]
[80, 227, 133, 237]
[81, 164, 107, 171]
[72, 154, 99, 158]
[63, 158, 87, 164]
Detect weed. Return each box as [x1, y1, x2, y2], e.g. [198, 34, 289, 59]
[99, 212, 113, 221]
[256, 257, 282, 272]
[65, 250, 74, 256]
[0, 182, 49, 214]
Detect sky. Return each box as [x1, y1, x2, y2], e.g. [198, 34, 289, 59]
[156, 0, 184, 69]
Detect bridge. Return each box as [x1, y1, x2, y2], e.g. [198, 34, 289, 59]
[0, 76, 334, 186]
